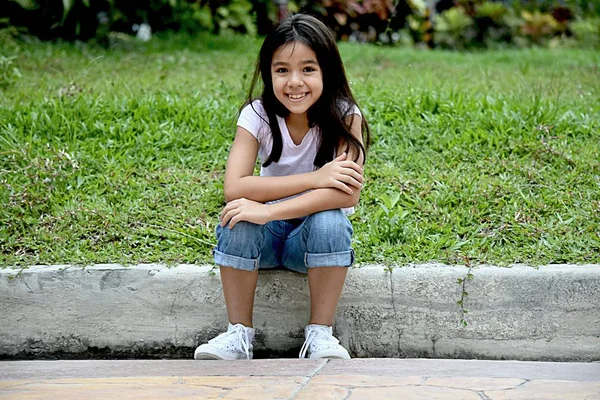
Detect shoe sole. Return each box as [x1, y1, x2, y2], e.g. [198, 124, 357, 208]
[312, 356, 351, 360]
[309, 351, 351, 360]
[194, 352, 225, 360]
[194, 349, 254, 361]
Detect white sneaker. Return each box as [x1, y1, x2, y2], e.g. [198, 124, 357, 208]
[194, 323, 255, 360]
[299, 324, 351, 360]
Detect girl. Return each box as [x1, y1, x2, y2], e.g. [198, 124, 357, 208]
[194, 13, 370, 360]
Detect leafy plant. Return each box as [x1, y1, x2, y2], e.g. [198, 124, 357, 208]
[569, 17, 600, 48]
[215, 0, 256, 34]
[0, 55, 21, 89]
[476, 1, 509, 23]
[474, 1, 513, 46]
[456, 260, 474, 327]
[521, 10, 559, 44]
[372, 193, 410, 243]
[3, 0, 255, 42]
[296, 0, 406, 43]
[434, 7, 476, 49]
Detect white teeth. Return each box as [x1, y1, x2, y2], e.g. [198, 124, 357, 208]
[288, 93, 307, 99]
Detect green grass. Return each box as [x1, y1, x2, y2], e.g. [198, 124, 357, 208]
[1, 33, 599, 268]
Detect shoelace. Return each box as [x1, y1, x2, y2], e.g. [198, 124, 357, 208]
[209, 324, 252, 360]
[299, 326, 339, 359]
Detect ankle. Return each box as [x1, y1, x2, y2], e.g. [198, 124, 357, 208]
[229, 321, 253, 328]
[308, 321, 333, 327]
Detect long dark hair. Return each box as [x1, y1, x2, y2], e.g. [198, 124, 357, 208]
[243, 13, 370, 169]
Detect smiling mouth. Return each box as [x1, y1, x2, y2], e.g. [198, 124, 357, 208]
[287, 93, 308, 100]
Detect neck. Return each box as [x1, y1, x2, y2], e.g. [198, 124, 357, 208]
[285, 112, 309, 130]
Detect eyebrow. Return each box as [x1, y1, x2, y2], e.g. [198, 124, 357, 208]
[272, 59, 318, 67]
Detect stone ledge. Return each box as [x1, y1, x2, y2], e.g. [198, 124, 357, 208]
[1, 264, 599, 361]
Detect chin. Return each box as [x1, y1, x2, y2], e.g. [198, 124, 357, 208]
[287, 106, 311, 115]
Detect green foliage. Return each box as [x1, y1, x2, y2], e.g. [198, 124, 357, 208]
[295, 0, 401, 43]
[520, 10, 560, 44]
[570, 17, 600, 48]
[3, 0, 599, 50]
[215, 0, 256, 35]
[3, 0, 256, 43]
[476, 1, 509, 23]
[434, 7, 476, 49]
[0, 55, 21, 89]
[1, 36, 599, 267]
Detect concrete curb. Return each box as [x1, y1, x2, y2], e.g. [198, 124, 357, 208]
[1, 264, 599, 361]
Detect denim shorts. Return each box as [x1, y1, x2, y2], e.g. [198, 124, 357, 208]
[213, 209, 354, 274]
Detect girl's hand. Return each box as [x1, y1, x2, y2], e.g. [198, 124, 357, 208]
[313, 153, 364, 194]
[220, 198, 272, 229]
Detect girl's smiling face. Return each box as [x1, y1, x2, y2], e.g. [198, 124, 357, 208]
[271, 42, 323, 118]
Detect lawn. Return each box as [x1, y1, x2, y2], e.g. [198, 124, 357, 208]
[1, 33, 599, 267]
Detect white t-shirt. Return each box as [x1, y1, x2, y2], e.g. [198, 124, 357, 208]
[236, 99, 361, 215]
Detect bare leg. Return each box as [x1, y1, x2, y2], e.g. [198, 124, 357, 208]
[220, 266, 259, 327]
[307, 266, 348, 326]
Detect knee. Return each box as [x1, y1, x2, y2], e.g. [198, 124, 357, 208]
[216, 221, 264, 257]
[303, 210, 353, 252]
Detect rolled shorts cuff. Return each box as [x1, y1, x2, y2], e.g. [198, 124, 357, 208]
[305, 249, 355, 268]
[213, 249, 259, 272]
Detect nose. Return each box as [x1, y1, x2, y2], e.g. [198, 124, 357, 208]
[287, 71, 304, 87]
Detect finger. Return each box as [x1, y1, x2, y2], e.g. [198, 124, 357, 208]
[220, 207, 233, 222]
[337, 166, 364, 183]
[220, 198, 246, 220]
[340, 161, 364, 174]
[345, 176, 363, 189]
[348, 170, 364, 184]
[228, 213, 247, 229]
[219, 206, 229, 221]
[338, 167, 363, 181]
[335, 181, 354, 194]
[335, 152, 347, 161]
[337, 174, 362, 189]
[220, 200, 237, 220]
[221, 208, 241, 227]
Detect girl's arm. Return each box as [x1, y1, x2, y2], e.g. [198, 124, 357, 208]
[224, 126, 363, 203]
[260, 114, 365, 219]
[221, 115, 365, 228]
[266, 114, 365, 219]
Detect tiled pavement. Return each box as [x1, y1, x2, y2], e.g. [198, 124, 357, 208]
[1, 358, 599, 399]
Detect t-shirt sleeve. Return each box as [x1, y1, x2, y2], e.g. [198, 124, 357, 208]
[237, 101, 267, 140]
[348, 104, 362, 117]
[339, 100, 362, 118]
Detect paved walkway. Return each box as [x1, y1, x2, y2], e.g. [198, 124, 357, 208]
[1, 359, 599, 399]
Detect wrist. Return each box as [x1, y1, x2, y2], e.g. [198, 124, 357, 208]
[307, 170, 320, 190]
[265, 203, 277, 222]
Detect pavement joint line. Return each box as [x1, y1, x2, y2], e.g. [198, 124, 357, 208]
[509, 378, 531, 391]
[341, 387, 352, 400]
[288, 359, 329, 400]
[477, 392, 491, 400]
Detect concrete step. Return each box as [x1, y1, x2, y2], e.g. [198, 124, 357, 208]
[1, 264, 599, 361]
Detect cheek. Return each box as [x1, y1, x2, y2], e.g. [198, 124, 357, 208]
[272, 76, 285, 91]
[314, 74, 324, 92]
[313, 79, 324, 95]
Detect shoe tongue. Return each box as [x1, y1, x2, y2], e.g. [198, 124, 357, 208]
[306, 324, 332, 335]
[228, 323, 255, 336]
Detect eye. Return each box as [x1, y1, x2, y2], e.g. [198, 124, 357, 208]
[304, 66, 317, 73]
[275, 67, 287, 73]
